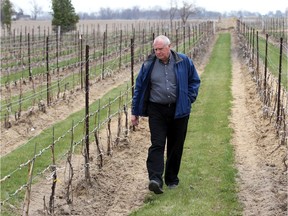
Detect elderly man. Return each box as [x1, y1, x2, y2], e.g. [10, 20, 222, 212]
[131, 35, 200, 194]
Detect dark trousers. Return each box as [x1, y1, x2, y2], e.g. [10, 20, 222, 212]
[147, 102, 189, 187]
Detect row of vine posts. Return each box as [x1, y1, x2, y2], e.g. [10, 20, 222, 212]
[236, 19, 287, 169]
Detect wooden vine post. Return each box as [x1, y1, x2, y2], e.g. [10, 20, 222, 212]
[94, 130, 103, 169]
[176, 28, 179, 52]
[119, 30, 122, 69]
[276, 37, 283, 124]
[124, 86, 129, 138]
[49, 127, 57, 215]
[94, 99, 103, 168]
[130, 38, 135, 131]
[65, 120, 74, 205]
[115, 95, 122, 146]
[80, 34, 83, 89]
[28, 33, 32, 81]
[84, 45, 91, 182]
[107, 98, 112, 156]
[46, 36, 51, 106]
[263, 34, 269, 105]
[256, 31, 259, 83]
[18, 78, 23, 120]
[101, 31, 106, 79]
[183, 26, 186, 54]
[56, 27, 60, 98]
[22, 143, 37, 216]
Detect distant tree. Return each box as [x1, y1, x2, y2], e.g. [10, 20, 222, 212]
[17, 8, 24, 17]
[1, 0, 13, 31]
[275, 10, 283, 17]
[30, 0, 43, 20]
[98, 7, 114, 19]
[179, 0, 197, 26]
[131, 6, 140, 19]
[267, 11, 274, 17]
[169, 0, 178, 29]
[51, 0, 79, 33]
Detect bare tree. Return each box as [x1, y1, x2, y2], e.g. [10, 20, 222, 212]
[30, 0, 42, 20]
[179, 0, 196, 26]
[98, 7, 114, 19]
[169, 0, 178, 30]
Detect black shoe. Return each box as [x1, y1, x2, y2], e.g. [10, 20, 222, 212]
[148, 180, 163, 194]
[167, 184, 178, 189]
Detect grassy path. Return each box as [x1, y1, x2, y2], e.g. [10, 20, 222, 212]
[130, 33, 242, 215]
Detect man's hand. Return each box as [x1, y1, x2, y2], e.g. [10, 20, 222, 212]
[131, 115, 139, 126]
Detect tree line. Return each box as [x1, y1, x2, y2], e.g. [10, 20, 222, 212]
[1, 0, 287, 34]
[1, 0, 201, 31]
[2, 0, 198, 33]
[1, 0, 79, 33]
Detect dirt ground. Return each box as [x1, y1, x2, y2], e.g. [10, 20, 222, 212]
[231, 32, 287, 215]
[1, 19, 287, 215]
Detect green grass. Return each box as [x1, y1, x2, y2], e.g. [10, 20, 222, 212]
[257, 37, 287, 89]
[130, 33, 242, 216]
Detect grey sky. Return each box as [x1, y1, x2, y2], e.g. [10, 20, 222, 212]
[11, 0, 287, 15]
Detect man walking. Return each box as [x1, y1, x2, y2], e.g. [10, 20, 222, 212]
[131, 35, 200, 194]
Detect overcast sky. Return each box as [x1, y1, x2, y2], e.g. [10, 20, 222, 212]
[10, 0, 287, 15]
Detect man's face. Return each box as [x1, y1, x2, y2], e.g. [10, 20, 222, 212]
[153, 41, 171, 62]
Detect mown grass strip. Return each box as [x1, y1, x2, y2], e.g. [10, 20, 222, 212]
[130, 33, 242, 216]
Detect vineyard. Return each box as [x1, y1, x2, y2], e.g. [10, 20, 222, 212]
[237, 19, 288, 149]
[0, 18, 287, 215]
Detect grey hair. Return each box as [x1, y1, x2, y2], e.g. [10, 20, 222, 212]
[153, 35, 171, 46]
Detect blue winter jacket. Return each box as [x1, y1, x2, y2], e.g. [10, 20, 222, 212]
[132, 50, 200, 119]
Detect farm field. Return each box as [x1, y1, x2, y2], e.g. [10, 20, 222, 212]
[0, 18, 287, 215]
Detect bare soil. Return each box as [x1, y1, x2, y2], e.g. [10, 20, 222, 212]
[231, 31, 287, 215]
[1, 19, 287, 215]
